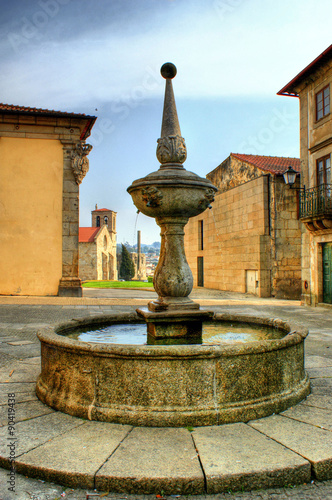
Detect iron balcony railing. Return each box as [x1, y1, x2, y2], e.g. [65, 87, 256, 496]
[300, 184, 332, 219]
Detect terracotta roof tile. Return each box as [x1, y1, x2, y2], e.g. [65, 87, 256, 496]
[79, 227, 100, 243]
[231, 153, 300, 175]
[92, 208, 112, 212]
[0, 102, 96, 119]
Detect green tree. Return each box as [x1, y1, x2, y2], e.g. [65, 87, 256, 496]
[119, 244, 135, 281]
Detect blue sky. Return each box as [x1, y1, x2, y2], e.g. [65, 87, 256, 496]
[1, 0, 331, 244]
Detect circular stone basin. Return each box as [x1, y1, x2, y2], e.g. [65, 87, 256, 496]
[64, 321, 285, 345]
[36, 312, 310, 427]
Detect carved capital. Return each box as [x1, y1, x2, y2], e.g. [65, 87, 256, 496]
[71, 142, 93, 184]
[156, 135, 187, 165]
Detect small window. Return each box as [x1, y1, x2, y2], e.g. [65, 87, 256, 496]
[316, 85, 330, 121]
[96, 216, 100, 227]
[197, 257, 204, 287]
[104, 216, 108, 225]
[198, 220, 204, 251]
[317, 155, 331, 186]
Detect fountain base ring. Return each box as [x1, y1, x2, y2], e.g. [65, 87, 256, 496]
[36, 312, 310, 427]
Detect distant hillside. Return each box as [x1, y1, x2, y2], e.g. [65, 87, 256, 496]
[117, 241, 160, 254]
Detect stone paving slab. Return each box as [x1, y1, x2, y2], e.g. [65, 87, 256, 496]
[0, 382, 36, 397]
[0, 361, 40, 383]
[281, 403, 332, 431]
[0, 342, 40, 359]
[191, 423, 310, 494]
[305, 355, 332, 368]
[306, 366, 332, 378]
[0, 411, 85, 459]
[18, 356, 40, 365]
[309, 377, 332, 395]
[302, 394, 332, 411]
[0, 399, 53, 427]
[14, 421, 132, 489]
[249, 415, 332, 481]
[2, 467, 332, 500]
[6, 340, 35, 346]
[0, 391, 37, 405]
[96, 427, 205, 495]
[0, 294, 332, 497]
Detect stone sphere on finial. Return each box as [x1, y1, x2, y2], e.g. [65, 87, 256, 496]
[160, 63, 177, 79]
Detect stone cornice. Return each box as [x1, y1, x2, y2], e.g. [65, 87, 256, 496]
[309, 136, 332, 154]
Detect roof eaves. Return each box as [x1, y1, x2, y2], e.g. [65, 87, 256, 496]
[0, 103, 97, 121]
[277, 44, 332, 97]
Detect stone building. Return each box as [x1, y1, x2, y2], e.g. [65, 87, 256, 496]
[184, 153, 301, 298]
[131, 252, 147, 281]
[0, 103, 96, 296]
[278, 44, 332, 305]
[79, 207, 117, 281]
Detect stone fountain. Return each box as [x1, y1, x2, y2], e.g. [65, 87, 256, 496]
[127, 63, 217, 342]
[36, 63, 310, 427]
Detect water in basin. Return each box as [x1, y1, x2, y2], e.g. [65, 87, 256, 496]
[64, 321, 285, 345]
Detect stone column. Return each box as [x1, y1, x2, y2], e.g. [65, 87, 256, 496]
[149, 216, 198, 311]
[58, 141, 92, 297]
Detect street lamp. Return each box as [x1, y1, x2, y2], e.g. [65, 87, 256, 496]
[283, 166, 298, 188]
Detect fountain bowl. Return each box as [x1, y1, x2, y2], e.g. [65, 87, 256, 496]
[36, 312, 310, 427]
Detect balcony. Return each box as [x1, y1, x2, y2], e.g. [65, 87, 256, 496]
[300, 184, 332, 231]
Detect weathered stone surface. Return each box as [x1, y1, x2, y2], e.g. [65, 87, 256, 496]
[0, 343, 40, 359]
[0, 400, 53, 427]
[14, 422, 132, 489]
[36, 314, 309, 427]
[0, 391, 37, 404]
[249, 415, 332, 480]
[127, 65, 217, 311]
[281, 403, 332, 430]
[0, 382, 36, 397]
[192, 423, 310, 493]
[305, 355, 332, 368]
[96, 427, 204, 494]
[310, 377, 332, 395]
[0, 362, 40, 383]
[185, 165, 301, 299]
[307, 366, 332, 378]
[302, 393, 332, 410]
[0, 412, 84, 459]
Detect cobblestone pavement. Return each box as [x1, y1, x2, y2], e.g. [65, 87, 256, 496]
[0, 288, 331, 500]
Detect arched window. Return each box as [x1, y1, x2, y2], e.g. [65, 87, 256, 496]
[104, 216, 108, 225]
[96, 216, 100, 227]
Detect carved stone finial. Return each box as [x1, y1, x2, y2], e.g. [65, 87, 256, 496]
[157, 63, 187, 167]
[156, 135, 187, 164]
[71, 142, 93, 184]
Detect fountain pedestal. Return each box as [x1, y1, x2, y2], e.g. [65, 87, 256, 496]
[137, 307, 213, 342]
[148, 217, 198, 312]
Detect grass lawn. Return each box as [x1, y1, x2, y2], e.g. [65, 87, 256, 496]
[82, 280, 154, 288]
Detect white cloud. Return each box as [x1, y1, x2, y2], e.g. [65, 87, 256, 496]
[1, 0, 331, 110]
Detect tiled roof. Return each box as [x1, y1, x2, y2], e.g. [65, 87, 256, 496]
[92, 208, 112, 212]
[79, 227, 100, 243]
[231, 153, 300, 175]
[0, 102, 96, 119]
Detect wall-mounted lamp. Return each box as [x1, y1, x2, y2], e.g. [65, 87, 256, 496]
[283, 166, 298, 188]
